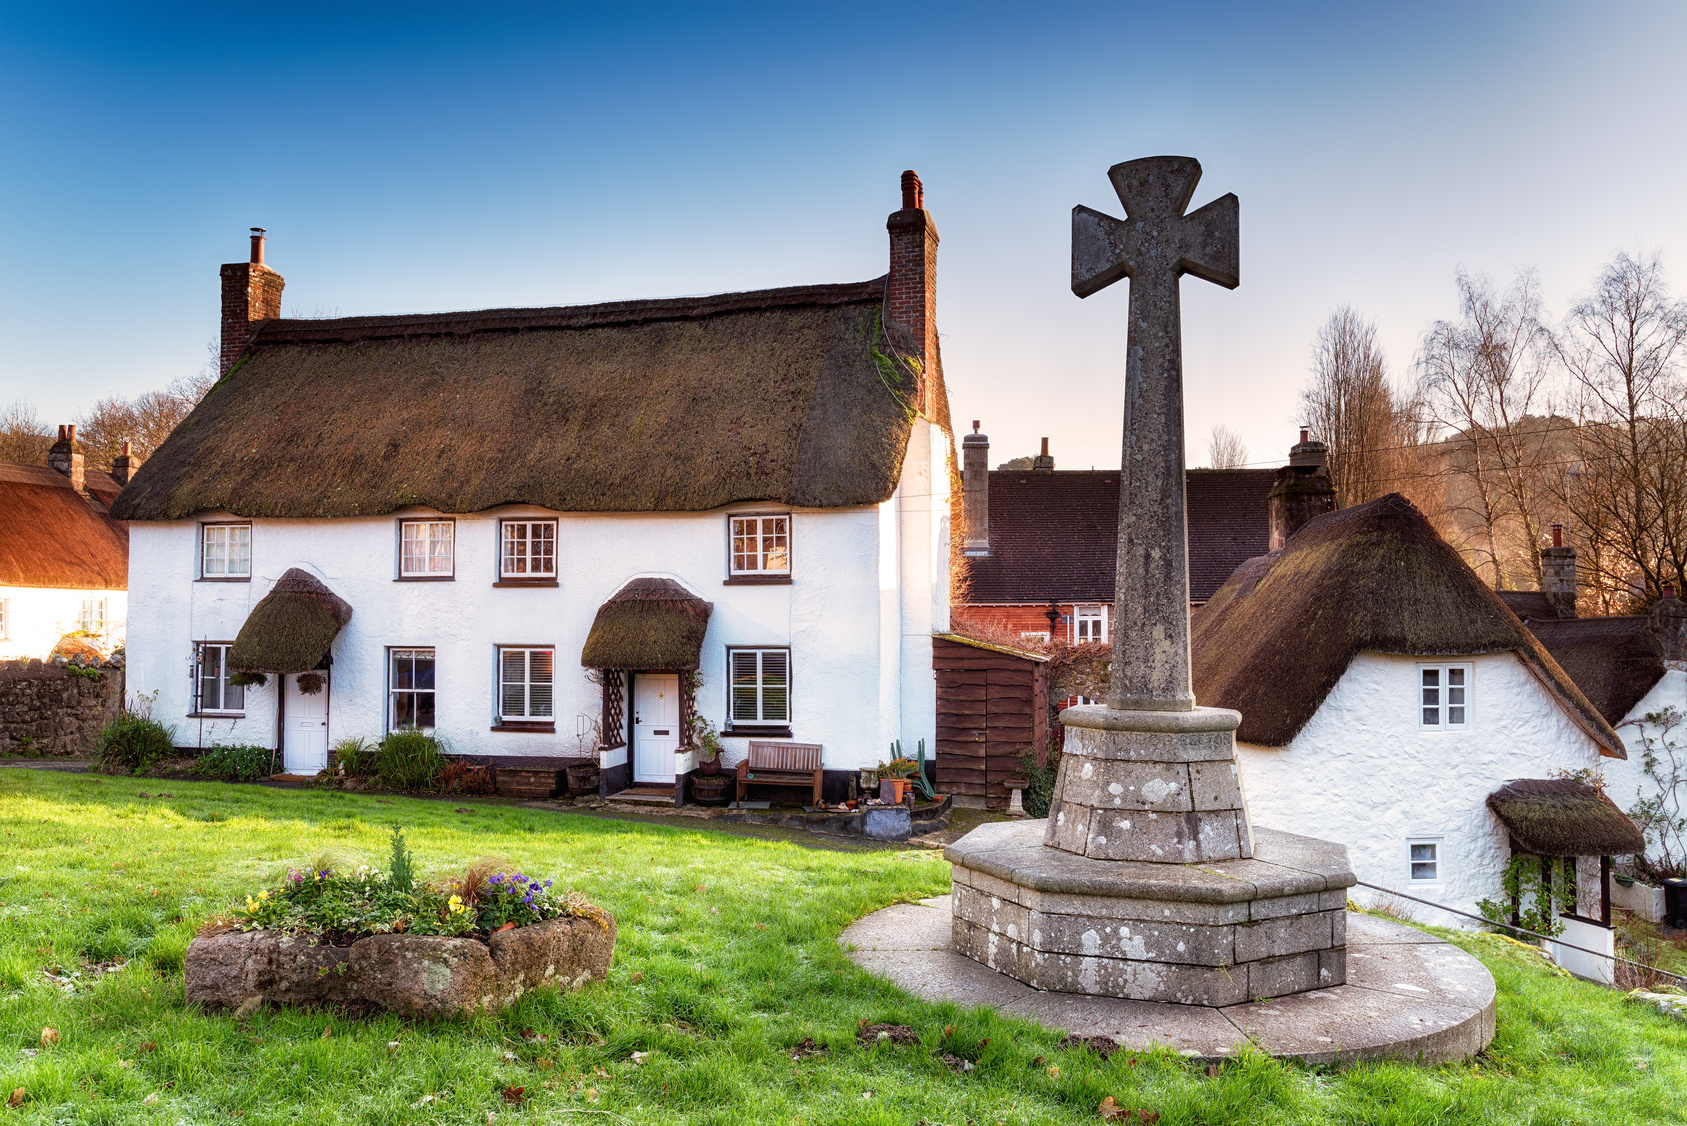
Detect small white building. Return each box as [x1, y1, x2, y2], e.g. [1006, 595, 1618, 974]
[112, 173, 955, 797]
[1191, 494, 1634, 927]
[0, 432, 132, 661]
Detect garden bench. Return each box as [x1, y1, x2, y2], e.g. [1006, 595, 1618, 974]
[735, 741, 824, 808]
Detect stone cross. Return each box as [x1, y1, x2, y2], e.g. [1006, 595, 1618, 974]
[1073, 156, 1238, 713]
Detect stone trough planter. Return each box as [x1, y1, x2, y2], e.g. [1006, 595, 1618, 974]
[185, 912, 616, 1017]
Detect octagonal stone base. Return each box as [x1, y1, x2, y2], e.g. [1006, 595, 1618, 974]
[945, 820, 1356, 1007]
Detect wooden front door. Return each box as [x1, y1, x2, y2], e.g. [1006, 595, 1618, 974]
[284, 673, 329, 774]
[632, 673, 680, 783]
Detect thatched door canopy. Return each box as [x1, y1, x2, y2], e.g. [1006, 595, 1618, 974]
[581, 578, 712, 671]
[230, 568, 353, 673]
[1486, 779, 1645, 857]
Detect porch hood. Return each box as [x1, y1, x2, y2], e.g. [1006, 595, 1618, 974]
[580, 577, 712, 671]
[1486, 778, 1645, 858]
[229, 568, 353, 674]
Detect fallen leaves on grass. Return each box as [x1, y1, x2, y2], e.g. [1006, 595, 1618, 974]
[856, 1022, 919, 1045]
[320, 1026, 333, 1040]
[520, 1029, 548, 1044]
[1098, 1097, 1158, 1123]
[8, 1089, 25, 1108]
[142, 1092, 159, 1106]
[789, 1038, 826, 1061]
[630, 1051, 649, 1066]
[138, 1041, 155, 1054]
[502, 1085, 526, 1104]
[536, 1058, 554, 1070]
[40, 1028, 59, 1046]
[1060, 1034, 1121, 1060]
[1047, 1065, 1061, 1080]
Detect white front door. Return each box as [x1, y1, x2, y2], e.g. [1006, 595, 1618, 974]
[284, 673, 330, 775]
[632, 673, 680, 783]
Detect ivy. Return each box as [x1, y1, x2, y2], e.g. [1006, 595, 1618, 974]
[1477, 853, 1577, 939]
[869, 314, 919, 423]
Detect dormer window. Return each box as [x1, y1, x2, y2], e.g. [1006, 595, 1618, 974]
[729, 515, 790, 579]
[399, 520, 454, 579]
[1419, 664, 1470, 729]
[201, 523, 251, 579]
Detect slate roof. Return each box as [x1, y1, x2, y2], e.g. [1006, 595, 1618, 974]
[0, 463, 128, 590]
[1518, 615, 1664, 725]
[112, 278, 950, 521]
[962, 468, 1273, 604]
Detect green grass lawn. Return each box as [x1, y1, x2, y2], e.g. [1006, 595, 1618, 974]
[2, 770, 1685, 1124]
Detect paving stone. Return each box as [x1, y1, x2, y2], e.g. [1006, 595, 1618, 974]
[1030, 911, 1235, 967]
[1187, 760, 1246, 812]
[838, 900, 950, 952]
[848, 946, 1036, 1010]
[1001, 991, 1254, 1058]
[1033, 951, 1248, 1007]
[1235, 911, 1338, 964]
[1223, 987, 1494, 1067]
[1062, 759, 1193, 811]
[1345, 912, 1443, 945]
[1345, 941, 1496, 1010]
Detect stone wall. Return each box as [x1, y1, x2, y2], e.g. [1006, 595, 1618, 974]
[0, 658, 124, 756]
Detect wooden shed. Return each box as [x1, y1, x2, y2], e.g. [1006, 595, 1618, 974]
[932, 634, 1049, 808]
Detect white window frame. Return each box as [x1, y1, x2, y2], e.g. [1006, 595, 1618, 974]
[79, 598, 107, 633]
[1407, 838, 1444, 883]
[195, 642, 245, 715]
[1418, 663, 1472, 730]
[499, 520, 558, 579]
[729, 514, 791, 576]
[1074, 605, 1108, 645]
[727, 646, 790, 728]
[0, 598, 7, 639]
[201, 523, 252, 579]
[498, 646, 556, 721]
[399, 520, 455, 578]
[389, 648, 437, 730]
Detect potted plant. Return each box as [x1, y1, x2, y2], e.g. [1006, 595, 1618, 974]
[691, 716, 725, 776]
[879, 757, 918, 803]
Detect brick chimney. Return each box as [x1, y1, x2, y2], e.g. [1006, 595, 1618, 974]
[1268, 428, 1336, 550]
[1541, 524, 1578, 620]
[111, 440, 145, 487]
[47, 424, 85, 493]
[962, 420, 990, 555]
[886, 170, 938, 415]
[220, 228, 284, 376]
[1647, 583, 1687, 667]
[1032, 437, 1055, 472]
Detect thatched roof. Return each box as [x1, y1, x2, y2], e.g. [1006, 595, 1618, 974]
[0, 463, 127, 590]
[229, 568, 353, 673]
[112, 278, 950, 521]
[1487, 778, 1646, 857]
[580, 578, 712, 671]
[1521, 615, 1664, 725]
[1191, 494, 1624, 756]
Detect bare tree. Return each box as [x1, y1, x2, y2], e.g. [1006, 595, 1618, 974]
[0, 399, 52, 466]
[73, 339, 221, 469]
[1302, 306, 1412, 507]
[1417, 270, 1559, 589]
[1206, 424, 1248, 469]
[1555, 251, 1687, 607]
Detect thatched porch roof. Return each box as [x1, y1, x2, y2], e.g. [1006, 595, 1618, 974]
[1487, 778, 1646, 857]
[229, 568, 353, 673]
[580, 578, 712, 671]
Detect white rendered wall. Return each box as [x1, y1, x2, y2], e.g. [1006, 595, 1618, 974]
[1234, 650, 1607, 928]
[0, 584, 127, 661]
[124, 441, 945, 771]
[1600, 666, 1687, 866]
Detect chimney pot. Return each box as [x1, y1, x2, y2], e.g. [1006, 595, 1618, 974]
[222, 230, 286, 375]
[972, 419, 980, 433]
[123, 440, 132, 456]
[249, 227, 266, 264]
[1032, 437, 1055, 472]
[1299, 428, 1309, 444]
[1667, 583, 1678, 601]
[1551, 524, 1563, 548]
[67, 424, 76, 445]
[900, 169, 923, 211]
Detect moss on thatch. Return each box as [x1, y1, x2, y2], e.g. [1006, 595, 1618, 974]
[1191, 494, 1624, 756]
[1487, 778, 1646, 857]
[111, 278, 952, 521]
[229, 568, 352, 673]
[580, 578, 712, 671]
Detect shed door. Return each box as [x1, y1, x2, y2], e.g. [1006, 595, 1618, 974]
[633, 673, 679, 783]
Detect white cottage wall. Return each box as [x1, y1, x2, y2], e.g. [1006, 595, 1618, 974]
[1234, 650, 1607, 927]
[1602, 667, 1687, 864]
[0, 585, 127, 660]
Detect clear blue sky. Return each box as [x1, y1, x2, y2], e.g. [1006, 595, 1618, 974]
[3, 2, 1683, 471]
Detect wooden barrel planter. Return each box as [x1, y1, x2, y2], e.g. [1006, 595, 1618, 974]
[691, 774, 732, 805]
[565, 762, 600, 795]
[494, 768, 559, 799]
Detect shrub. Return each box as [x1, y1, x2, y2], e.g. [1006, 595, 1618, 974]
[376, 728, 448, 792]
[330, 736, 373, 777]
[440, 760, 495, 795]
[97, 708, 177, 774]
[195, 743, 273, 782]
[1019, 746, 1061, 819]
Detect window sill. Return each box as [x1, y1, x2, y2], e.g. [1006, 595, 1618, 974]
[723, 575, 792, 586]
[491, 722, 557, 733]
[186, 712, 246, 719]
[195, 577, 251, 583]
[723, 727, 794, 739]
[493, 579, 559, 588]
[395, 575, 455, 582]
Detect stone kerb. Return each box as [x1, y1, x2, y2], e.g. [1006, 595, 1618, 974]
[185, 913, 616, 1018]
[947, 821, 1355, 1007]
[1048, 705, 1254, 863]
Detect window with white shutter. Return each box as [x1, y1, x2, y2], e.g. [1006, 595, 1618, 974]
[400, 520, 454, 578]
[500, 521, 557, 578]
[729, 515, 790, 576]
[728, 647, 790, 727]
[1418, 664, 1471, 730]
[201, 524, 252, 578]
[195, 642, 245, 714]
[498, 647, 555, 721]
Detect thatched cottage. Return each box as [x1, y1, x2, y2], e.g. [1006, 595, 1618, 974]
[1192, 494, 1636, 929]
[0, 428, 134, 659]
[111, 172, 954, 794]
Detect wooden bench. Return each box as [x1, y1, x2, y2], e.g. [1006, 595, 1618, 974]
[735, 741, 824, 808]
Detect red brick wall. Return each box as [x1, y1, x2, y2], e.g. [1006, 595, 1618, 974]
[886, 207, 938, 415]
[956, 603, 1090, 642]
[220, 263, 285, 375]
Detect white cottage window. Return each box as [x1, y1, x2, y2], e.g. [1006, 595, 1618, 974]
[498, 647, 555, 720]
[79, 599, 106, 633]
[500, 521, 557, 579]
[201, 524, 251, 578]
[729, 515, 790, 576]
[195, 642, 245, 714]
[1408, 839, 1442, 882]
[390, 648, 436, 729]
[1075, 605, 1107, 644]
[728, 647, 790, 727]
[400, 520, 454, 578]
[1418, 664, 1471, 729]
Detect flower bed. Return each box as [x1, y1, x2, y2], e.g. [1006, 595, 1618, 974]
[184, 833, 615, 1016]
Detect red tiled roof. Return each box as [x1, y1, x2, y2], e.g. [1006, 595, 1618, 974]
[962, 468, 1274, 605]
[0, 463, 128, 590]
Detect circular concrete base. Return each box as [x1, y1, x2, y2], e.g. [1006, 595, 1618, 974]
[842, 898, 1495, 1066]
